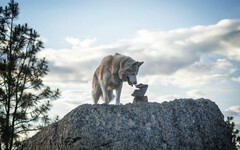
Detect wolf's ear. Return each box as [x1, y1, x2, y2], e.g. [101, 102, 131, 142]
[138, 61, 144, 67]
[132, 61, 138, 66]
[118, 58, 129, 80]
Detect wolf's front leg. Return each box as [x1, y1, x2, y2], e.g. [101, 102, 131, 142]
[100, 83, 109, 104]
[115, 82, 123, 105]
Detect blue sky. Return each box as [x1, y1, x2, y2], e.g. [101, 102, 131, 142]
[1, 0, 240, 126]
[4, 0, 240, 48]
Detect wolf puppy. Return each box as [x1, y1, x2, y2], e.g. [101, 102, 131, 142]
[92, 53, 143, 104]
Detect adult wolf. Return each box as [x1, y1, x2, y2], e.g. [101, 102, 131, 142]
[92, 53, 143, 104]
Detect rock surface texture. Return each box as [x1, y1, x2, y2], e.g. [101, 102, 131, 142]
[20, 99, 233, 150]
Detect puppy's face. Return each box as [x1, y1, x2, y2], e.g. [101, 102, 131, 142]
[121, 61, 144, 86]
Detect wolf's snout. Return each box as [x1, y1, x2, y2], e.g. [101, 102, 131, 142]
[127, 75, 137, 86]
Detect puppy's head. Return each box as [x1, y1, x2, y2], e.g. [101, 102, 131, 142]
[119, 61, 144, 86]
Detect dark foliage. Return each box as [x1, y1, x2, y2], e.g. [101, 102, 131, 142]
[226, 116, 240, 149]
[0, 1, 60, 150]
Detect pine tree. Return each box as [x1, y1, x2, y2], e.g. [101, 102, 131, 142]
[226, 116, 240, 150]
[0, 1, 60, 150]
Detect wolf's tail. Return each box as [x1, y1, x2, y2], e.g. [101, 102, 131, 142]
[92, 73, 102, 104]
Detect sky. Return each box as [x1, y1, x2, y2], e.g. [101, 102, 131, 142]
[1, 0, 240, 127]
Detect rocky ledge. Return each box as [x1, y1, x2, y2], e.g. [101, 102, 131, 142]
[20, 99, 232, 150]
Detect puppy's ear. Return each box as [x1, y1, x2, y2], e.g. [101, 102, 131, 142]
[138, 61, 144, 67]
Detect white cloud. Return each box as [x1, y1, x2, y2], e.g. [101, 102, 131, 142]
[227, 106, 240, 113]
[162, 72, 227, 88]
[211, 59, 232, 69]
[186, 90, 206, 99]
[157, 95, 180, 102]
[232, 77, 240, 83]
[38, 19, 240, 118]
[40, 19, 240, 79]
[230, 69, 237, 74]
[65, 37, 96, 48]
[139, 65, 228, 88]
[224, 106, 240, 117]
[236, 121, 240, 130]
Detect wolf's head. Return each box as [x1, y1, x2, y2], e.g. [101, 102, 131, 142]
[119, 60, 144, 86]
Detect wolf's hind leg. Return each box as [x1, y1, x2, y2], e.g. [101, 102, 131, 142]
[92, 91, 101, 104]
[100, 83, 109, 104]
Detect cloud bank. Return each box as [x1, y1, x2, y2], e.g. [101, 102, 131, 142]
[38, 19, 240, 116]
[224, 106, 240, 117]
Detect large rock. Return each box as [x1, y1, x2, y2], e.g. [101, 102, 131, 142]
[20, 99, 233, 150]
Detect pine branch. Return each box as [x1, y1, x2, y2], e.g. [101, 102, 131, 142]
[11, 54, 33, 143]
